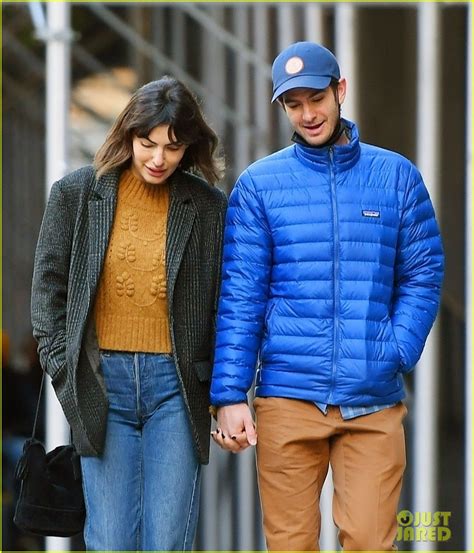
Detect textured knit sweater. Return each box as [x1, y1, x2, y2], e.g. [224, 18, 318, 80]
[94, 169, 172, 352]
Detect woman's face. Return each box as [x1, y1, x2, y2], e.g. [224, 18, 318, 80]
[131, 124, 187, 185]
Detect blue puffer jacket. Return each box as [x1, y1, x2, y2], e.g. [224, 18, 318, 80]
[211, 120, 444, 407]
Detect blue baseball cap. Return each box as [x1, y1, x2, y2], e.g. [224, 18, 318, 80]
[271, 42, 341, 102]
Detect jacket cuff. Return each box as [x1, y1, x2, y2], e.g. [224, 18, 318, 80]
[209, 398, 249, 420]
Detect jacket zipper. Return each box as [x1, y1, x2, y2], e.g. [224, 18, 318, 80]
[264, 301, 276, 331]
[328, 147, 339, 403]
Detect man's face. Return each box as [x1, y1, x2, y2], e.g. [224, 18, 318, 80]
[281, 79, 346, 146]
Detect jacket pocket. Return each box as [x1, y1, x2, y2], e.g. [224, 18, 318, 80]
[193, 360, 212, 382]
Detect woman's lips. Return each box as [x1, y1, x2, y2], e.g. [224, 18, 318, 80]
[146, 166, 166, 177]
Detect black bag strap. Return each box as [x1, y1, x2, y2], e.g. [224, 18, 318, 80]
[31, 370, 46, 440]
[31, 338, 52, 440]
[32, 365, 73, 444]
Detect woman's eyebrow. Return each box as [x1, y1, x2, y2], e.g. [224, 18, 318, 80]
[141, 136, 183, 146]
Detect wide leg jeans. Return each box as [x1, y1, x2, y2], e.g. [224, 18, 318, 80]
[81, 352, 201, 551]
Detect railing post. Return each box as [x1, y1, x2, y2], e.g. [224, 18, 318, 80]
[413, 7, 442, 550]
[44, 2, 73, 551]
[465, 2, 473, 550]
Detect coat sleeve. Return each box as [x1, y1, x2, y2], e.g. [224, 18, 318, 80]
[391, 166, 444, 372]
[209, 189, 228, 364]
[31, 180, 74, 383]
[210, 171, 272, 405]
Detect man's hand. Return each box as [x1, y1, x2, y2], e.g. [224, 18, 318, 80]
[211, 403, 257, 453]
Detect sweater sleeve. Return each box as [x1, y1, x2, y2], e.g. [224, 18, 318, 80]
[391, 166, 444, 372]
[210, 171, 272, 405]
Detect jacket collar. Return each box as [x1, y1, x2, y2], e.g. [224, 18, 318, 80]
[167, 169, 194, 205]
[92, 167, 120, 198]
[165, 170, 197, 302]
[293, 118, 361, 172]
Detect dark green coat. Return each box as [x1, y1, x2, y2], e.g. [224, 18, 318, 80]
[31, 166, 227, 464]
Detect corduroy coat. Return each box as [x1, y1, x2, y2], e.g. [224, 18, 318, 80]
[31, 165, 227, 464]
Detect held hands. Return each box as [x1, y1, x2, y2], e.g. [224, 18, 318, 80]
[211, 403, 257, 453]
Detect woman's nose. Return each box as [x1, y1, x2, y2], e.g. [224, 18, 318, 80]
[151, 148, 164, 167]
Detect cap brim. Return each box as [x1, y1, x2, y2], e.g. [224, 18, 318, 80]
[271, 75, 333, 102]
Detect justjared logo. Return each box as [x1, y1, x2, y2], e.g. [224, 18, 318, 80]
[396, 510, 452, 542]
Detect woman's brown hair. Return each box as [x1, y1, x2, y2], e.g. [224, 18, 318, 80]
[94, 76, 224, 184]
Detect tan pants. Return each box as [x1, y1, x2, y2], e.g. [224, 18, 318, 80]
[254, 398, 407, 551]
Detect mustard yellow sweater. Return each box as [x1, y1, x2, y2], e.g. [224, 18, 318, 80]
[94, 169, 172, 352]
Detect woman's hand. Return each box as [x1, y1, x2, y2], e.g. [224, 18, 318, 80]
[211, 403, 257, 453]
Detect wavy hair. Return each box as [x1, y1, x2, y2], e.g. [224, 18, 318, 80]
[94, 76, 224, 184]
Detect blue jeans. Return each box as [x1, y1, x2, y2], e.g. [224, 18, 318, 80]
[80, 352, 201, 551]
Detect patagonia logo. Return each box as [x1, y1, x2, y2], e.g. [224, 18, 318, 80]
[362, 209, 380, 218]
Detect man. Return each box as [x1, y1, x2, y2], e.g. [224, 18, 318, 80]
[210, 42, 444, 551]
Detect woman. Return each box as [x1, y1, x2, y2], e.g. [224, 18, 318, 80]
[31, 76, 227, 551]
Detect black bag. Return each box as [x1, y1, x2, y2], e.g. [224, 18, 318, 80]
[13, 372, 86, 537]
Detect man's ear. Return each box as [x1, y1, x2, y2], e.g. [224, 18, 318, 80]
[337, 78, 347, 106]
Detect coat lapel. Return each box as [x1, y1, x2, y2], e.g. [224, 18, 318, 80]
[166, 171, 197, 301]
[88, 170, 120, 296]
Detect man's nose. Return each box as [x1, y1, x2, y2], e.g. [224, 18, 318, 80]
[301, 103, 315, 122]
